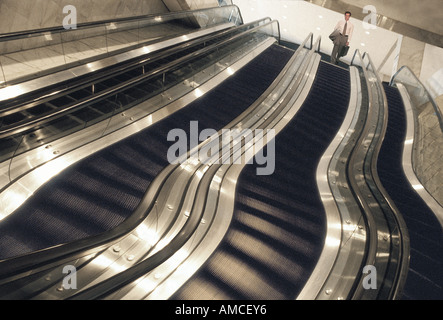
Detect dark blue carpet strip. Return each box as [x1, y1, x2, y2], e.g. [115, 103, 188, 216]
[378, 83, 443, 300]
[171, 61, 350, 299]
[0, 44, 294, 260]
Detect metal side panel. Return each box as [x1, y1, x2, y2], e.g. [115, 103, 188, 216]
[0, 37, 277, 222]
[16, 44, 306, 300]
[298, 66, 362, 300]
[0, 23, 236, 103]
[9, 45, 317, 300]
[120, 53, 322, 301]
[397, 83, 443, 228]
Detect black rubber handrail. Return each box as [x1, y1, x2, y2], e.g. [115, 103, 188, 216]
[347, 50, 409, 299]
[0, 21, 279, 140]
[362, 53, 410, 300]
[68, 46, 318, 300]
[0, 5, 243, 40]
[0, 37, 307, 292]
[0, 23, 283, 283]
[0, 18, 270, 116]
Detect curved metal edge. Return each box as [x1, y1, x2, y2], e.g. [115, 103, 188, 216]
[346, 51, 387, 300]
[0, 38, 278, 281]
[362, 59, 411, 300]
[0, 5, 243, 40]
[59, 45, 317, 300]
[63, 43, 317, 300]
[355, 53, 395, 299]
[137, 53, 323, 301]
[397, 83, 443, 228]
[0, 19, 279, 137]
[0, 23, 235, 102]
[317, 66, 368, 300]
[348, 52, 410, 300]
[297, 66, 361, 300]
[391, 66, 443, 131]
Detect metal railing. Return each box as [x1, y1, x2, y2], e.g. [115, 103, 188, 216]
[344, 49, 409, 299]
[0, 6, 244, 87]
[391, 66, 443, 208]
[0, 32, 317, 299]
[0, 19, 280, 195]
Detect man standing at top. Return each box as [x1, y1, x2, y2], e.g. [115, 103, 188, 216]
[331, 11, 354, 65]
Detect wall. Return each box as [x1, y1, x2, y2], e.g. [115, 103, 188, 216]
[234, 0, 443, 109]
[0, 0, 169, 34]
[162, 0, 219, 11]
[236, 1, 399, 75]
[421, 44, 443, 102]
[339, 0, 443, 36]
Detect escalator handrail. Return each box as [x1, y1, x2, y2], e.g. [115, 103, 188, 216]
[313, 36, 321, 52]
[361, 51, 411, 299]
[0, 36, 309, 291]
[300, 32, 314, 51]
[348, 49, 383, 299]
[0, 35, 280, 281]
[67, 42, 321, 300]
[390, 65, 443, 132]
[0, 18, 270, 115]
[350, 50, 410, 299]
[0, 20, 280, 140]
[0, 5, 243, 41]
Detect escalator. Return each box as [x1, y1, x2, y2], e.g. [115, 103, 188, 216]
[0, 44, 293, 262]
[0, 6, 441, 301]
[0, 17, 271, 163]
[378, 83, 443, 300]
[171, 61, 350, 299]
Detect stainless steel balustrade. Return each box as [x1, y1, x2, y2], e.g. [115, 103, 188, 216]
[0, 23, 282, 293]
[391, 67, 443, 225]
[0, 5, 244, 87]
[342, 50, 409, 299]
[64, 33, 320, 300]
[299, 65, 364, 300]
[0, 31, 321, 299]
[352, 52, 409, 299]
[0, 20, 280, 201]
[302, 48, 410, 300]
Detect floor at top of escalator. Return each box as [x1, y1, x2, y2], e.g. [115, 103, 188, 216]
[280, 40, 349, 70]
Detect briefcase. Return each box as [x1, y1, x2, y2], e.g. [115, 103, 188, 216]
[340, 45, 350, 57]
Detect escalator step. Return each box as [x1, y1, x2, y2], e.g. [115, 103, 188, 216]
[378, 83, 443, 300]
[172, 61, 350, 300]
[0, 44, 294, 260]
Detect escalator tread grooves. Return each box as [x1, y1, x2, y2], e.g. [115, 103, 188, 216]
[0, 44, 294, 261]
[378, 83, 443, 300]
[172, 61, 351, 300]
